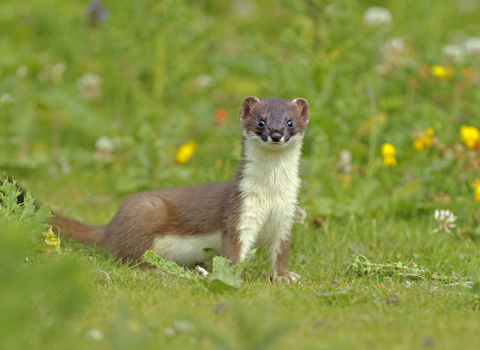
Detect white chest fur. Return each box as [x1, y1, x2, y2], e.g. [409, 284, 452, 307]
[237, 132, 304, 259]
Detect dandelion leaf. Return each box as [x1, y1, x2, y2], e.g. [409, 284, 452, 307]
[144, 251, 205, 284]
[345, 254, 435, 280]
[144, 249, 256, 292]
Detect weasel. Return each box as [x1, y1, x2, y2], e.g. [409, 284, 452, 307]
[49, 96, 309, 282]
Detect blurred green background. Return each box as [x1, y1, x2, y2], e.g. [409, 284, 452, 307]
[2, 0, 480, 220]
[2, 0, 480, 349]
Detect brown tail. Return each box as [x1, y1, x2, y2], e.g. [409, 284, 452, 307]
[48, 213, 107, 246]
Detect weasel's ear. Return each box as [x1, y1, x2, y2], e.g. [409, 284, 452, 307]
[291, 98, 309, 124]
[239, 96, 261, 120]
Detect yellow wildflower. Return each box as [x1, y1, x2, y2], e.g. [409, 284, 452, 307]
[422, 136, 433, 148]
[413, 138, 424, 151]
[381, 142, 396, 157]
[430, 65, 454, 79]
[413, 128, 434, 151]
[475, 180, 480, 203]
[383, 155, 397, 167]
[43, 227, 61, 254]
[175, 140, 197, 164]
[460, 125, 480, 149]
[335, 173, 353, 183]
[381, 143, 397, 167]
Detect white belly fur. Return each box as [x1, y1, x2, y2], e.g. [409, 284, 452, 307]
[151, 233, 222, 266]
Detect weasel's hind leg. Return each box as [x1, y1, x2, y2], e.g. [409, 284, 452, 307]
[105, 192, 170, 262]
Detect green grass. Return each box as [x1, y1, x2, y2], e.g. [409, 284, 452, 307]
[1, 0, 480, 349]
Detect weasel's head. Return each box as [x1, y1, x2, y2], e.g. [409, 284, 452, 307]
[239, 96, 309, 148]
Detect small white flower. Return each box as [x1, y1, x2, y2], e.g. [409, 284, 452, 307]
[17, 65, 28, 78]
[376, 37, 413, 74]
[337, 150, 352, 174]
[59, 156, 71, 175]
[196, 74, 211, 88]
[86, 328, 104, 340]
[173, 319, 194, 333]
[464, 37, 480, 56]
[442, 44, 464, 63]
[231, 0, 257, 18]
[433, 209, 457, 233]
[195, 265, 209, 278]
[457, 0, 478, 13]
[381, 37, 405, 55]
[0, 93, 13, 104]
[51, 62, 67, 83]
[77, 72, 102, 100]
[363, 6, 392, 27]
[164, 320, 194, 337]
[37, 62, 67, 84]
[95, 136, 114, 153]
[325, 4, 339, 17]
[164, 327, 175, 337]
[94, 136, 115, 162]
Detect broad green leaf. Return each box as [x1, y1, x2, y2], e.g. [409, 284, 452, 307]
[143, 250, 256, 292]
[144, 251, 205, 283]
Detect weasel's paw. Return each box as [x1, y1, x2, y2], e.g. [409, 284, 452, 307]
[275, 271, 301, 284]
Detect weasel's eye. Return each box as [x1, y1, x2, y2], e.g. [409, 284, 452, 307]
[287, 120, 293, 127]
[258, 119, 266, 127]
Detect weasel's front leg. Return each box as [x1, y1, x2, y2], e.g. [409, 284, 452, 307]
[269, 238, 300, 283]
[222, 201, 263, 263]
[221, 226, 259, 264]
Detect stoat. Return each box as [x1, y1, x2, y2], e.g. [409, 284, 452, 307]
[49, 96, 310, 282]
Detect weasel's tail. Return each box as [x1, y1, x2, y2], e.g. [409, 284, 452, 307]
[48, 213, 107, 246]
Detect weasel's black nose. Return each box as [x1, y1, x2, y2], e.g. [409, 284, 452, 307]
[270, 132, 283, 142]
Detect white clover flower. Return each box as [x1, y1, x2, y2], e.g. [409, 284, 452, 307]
[173, 319, 194, 333]
[77, 72, 102, 101]
[337, 150, 352, 174]
[0, 93, 13, 104]
[231, 0, 256, 18]
[363, 6, 392, 27]
[50, 62, 67, 83]
[456, 0, 478, 13]
[164, 327, 175, 337]
[376, 37, 413, 74]
[37, 62, 67, 84]
[381, 37, 405, 55]
[96, 136, 114, 152]
[17, 65, 28, 78]
[94, 136, 115, 162]
[59, 156, 71, 175]
[165, 320, 194, 337]
[464, 37, 480, 56]
[433, 209, 457, 233]
[196, 74, 211, 88]
[85, 328, 104, 341]
[442, 44, 464, 63]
